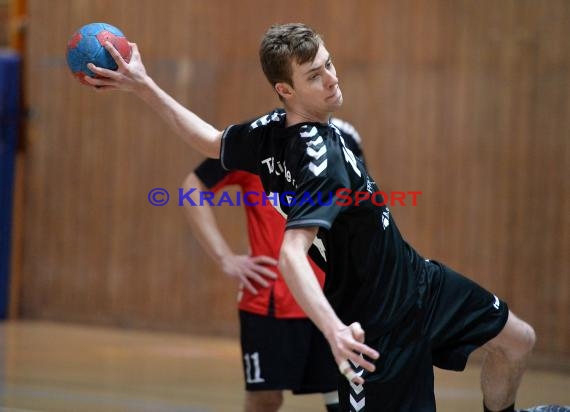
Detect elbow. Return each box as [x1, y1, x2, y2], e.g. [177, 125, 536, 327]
[279, 227, 316, 275]
[278, 247, 287, 274]
[182, 172, 203, 192]
[182, 172, 195, 191]
[202, 130, 223, 159]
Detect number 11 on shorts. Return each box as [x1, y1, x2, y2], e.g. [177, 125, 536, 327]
[244, 352, 265, 383]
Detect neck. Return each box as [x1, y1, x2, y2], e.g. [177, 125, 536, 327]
[284, 106, 330, 127]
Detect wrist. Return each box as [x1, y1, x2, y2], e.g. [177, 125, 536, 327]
[215, 251, 233, 269]
[322, 318, 346, 342]
[136, 75, 158, 100]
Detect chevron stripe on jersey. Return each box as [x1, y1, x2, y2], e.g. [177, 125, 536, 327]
[349, 366, 365, 412]
[306, 145, 326, 160]
[301, 125, 328, 177]
[306, 135, 324, 147]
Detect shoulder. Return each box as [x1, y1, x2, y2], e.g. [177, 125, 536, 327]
[248, 108, 287, 131]
[221, 108, 286, 173]
[224, 108, 286, 140]
[330, 117, 362, 146]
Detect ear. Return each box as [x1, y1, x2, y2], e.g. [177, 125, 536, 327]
[275, 82, 294, 100]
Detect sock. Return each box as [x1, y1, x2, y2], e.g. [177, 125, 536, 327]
[484, 402, 515, 412]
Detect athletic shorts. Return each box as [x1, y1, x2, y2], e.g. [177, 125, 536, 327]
[338, 259, 509, 412]
[239, 310, 338, 393]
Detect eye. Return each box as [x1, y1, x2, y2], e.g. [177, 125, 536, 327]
[325, 59, 333, 69]
[309, 73, 320, 80]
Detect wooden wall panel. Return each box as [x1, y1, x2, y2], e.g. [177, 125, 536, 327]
[18, 0, 569, 359]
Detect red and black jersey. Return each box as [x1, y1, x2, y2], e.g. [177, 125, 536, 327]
[194, 158, 324, 318]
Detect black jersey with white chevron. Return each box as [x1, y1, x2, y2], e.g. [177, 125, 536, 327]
[221, 109, 423, 340]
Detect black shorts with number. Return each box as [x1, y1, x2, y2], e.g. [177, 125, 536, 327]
[338, 259, 509, 412]
[239, 310, 338, 393]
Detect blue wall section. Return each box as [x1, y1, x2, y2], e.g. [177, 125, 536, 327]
[0, 50, 21, 319]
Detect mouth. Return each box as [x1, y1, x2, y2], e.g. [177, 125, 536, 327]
[327, 87, 342, 101]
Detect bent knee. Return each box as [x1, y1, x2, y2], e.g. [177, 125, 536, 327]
[522, 321, 536, 351]
[486, 312, 536, 360]
[513, 312, 536, 350]
[511, 321, 536, 360]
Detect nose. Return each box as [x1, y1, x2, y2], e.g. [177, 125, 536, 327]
[325, 69, 338, 88]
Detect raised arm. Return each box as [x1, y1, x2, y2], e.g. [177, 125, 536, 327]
[279, 227, 380, 384]
[183, 172, 277, 294]
[85, 42, 221, 158]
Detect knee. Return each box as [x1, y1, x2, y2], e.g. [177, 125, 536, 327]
[485, 313, 536, 362]
[519, 321, 536, 355]
[504, 317, 536, 361]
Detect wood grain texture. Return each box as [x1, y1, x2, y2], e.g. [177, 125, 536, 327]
[0, 321, 568, 411]
[16, 0, 570, 359]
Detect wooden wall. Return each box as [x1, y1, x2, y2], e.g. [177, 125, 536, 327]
[17, 0, 569, 359]
[0, 1, 8, 47]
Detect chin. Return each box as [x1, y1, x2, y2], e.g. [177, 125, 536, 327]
[331, 95, 343, 110]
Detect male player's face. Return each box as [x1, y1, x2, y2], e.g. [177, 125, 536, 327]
[287, 44, 343, 120]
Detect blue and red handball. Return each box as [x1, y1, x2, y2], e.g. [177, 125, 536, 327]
[66, 22, 131, 85]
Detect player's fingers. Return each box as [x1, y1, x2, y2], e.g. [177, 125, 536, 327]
[349, 322, 365, 343]
[350, 341, 380, 362]
[251, 265, 278, 279]
[83, 74, 116, 87]
[245, 271, 270, 288]
[338, 360, 365, 385]
[347, 352, 375, 373]
[86, 63, 121, 80]
[338, 360, 351, 374]
[130, 42, 142, 63]
[128, 42, 139, 56]
[351, 374, 365, 385]
[239, 276, 258, 295]
[251, 255, 278, 267]
[103, 41, 129, 69]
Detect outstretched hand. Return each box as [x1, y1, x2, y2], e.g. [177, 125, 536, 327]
[329, 322, 380, 385]
[220, 254, 278, 294]
[85, 41, 148, 92]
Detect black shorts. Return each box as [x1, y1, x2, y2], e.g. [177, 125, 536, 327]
[239, 310, 338, 393]
[339, 259, 509, 412]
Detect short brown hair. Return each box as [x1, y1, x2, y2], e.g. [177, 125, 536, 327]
[259, 23, 323, 88]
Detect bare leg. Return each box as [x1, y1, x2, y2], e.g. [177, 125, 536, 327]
[481, 311, 536, 411]
[244, 390, 283, 412]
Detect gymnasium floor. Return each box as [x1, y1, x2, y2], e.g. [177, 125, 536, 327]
[0, 321, 568, 412]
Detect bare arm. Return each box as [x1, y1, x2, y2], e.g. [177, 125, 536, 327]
[183, 172, 277, 294]
[85, 42, 221, 158]
[279, 227, 379, 384]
